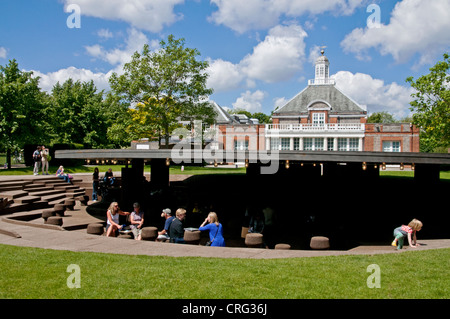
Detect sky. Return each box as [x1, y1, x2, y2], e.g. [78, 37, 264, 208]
[1, 0, 449, 119]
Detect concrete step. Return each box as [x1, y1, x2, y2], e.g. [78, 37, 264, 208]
[0, 185, 24, 192]
[0, 200, 48, 214]
[40, 193, 67, 203]
[13, 195, 41, 204]
[29, 189, 65, 197]
[0, 190, 28, 200]
[23, 183, 47, 190]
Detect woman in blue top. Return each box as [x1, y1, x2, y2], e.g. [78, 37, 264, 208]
[199, 212, 225, 247]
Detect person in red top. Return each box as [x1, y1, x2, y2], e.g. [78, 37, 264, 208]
[391, 219, 423, 250]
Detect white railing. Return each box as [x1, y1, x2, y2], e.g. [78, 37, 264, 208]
[308, 78, 336, 85]
[266, 123, 365, 132]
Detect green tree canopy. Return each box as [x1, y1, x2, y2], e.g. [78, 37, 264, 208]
[49, 79, 110, 148]
[407, 53, 450, 152]
[109, 35, 214, 148]
[0, 59, 50, 168]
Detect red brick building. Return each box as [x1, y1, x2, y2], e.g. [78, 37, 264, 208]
[212, 50, 419, 153]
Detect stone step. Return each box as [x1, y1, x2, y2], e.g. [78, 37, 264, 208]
[13, 195, 41, 204]
[0, 185, 24, 192]
[0, 190, 28, 200]
[40, 193, 67, 203]
[29, 189, 66, 197]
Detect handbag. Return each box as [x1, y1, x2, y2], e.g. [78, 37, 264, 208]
[206, 224, 219, 246]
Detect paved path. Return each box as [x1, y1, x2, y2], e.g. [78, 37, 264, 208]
[1, 215, 449, 259]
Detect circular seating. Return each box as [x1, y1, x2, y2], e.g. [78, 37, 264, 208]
[184, 230, 201, 245]
[64, 199, 75, 210]
[310, 236, 330, 250]
[141, 227, 158, 241]
[87, 223, 104, 235]
[42, 209, 55, 221]
[46, 216, 63, 226]
[275, 243, 291, 250]
[245, 233, 263, 248]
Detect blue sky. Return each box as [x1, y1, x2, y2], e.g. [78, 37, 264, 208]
[1, 0, 449, 119]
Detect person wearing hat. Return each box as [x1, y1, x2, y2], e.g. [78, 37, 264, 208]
[157, 208, 174, 242]
[130, 202, 144, 240]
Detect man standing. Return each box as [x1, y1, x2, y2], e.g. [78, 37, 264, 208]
[169, 208, 186, 244]
[41, 145, 49, 175]
[32, 146, 41, 175]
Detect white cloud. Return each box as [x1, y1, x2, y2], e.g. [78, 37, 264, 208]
[341, 0, 450, 65]
[97, 28, 113, 39]
[232, 90, 267, 112]
[85, 28, 156, 66]
[332, 71, 415, 119]
[207, 24, 308, 93]
[64, 0, 185, 33]
[31, 67, 113, 93]
[0, 47, 7, 59]
[209, 0, 363, 33]
[241, 24, 307, 83]
[206, 59, 245, 92]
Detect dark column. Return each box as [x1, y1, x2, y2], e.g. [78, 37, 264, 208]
[151, 158, 170, 189]
[414, 164, 440, 184]
[121, 159, 145, 209]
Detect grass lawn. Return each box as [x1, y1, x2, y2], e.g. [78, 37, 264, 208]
[0, 164, 246, 176]
[0, 244, 448, 299]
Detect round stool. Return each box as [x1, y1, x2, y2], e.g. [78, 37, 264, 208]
[245, 233, 263, 248]
[184, 230, 201, 245]
[42, 209, 55, 221]
[310, 236, 330, 250]
[64, 199, 75, 210]
[275, 243, 291, 250]
[53, 204, 66, 217]
[141, 227, 158, 241]
[46, 216, 63, 226]
[87, 223, 104, 235]
[241, 227, 249, 239]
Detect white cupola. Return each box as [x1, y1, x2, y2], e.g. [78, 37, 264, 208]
[309, 49, 335, 85]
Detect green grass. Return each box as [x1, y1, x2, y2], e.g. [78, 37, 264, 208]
[0, 244, 448, 299]
[0, 164, 246, 176]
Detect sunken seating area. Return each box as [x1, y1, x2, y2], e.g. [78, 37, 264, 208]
[0, 176, 86, 215]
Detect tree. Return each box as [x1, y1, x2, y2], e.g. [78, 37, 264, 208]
[407, 53, 450, 151]
[367, 111, 397, 123]
[109, 35, 214, 148]
[0, 59, 50, 168]
[49, 79, 110, 148]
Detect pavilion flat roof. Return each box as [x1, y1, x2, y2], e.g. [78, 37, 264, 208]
[55, 149, 450, 165]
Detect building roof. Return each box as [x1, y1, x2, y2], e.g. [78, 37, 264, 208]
[210, 101, 239, 124]
[273, 84, 367, 117]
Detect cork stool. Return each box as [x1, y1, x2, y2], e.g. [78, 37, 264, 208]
[53, 204, 66, 217]
[184, 230, 201, 245]
[245, 233, 263, 248]
[87, 223, 104, 235]
[46, 216, 63, 226]
[275, 243, 291, 250]
[310, 236, 330, 250]
[141, 227, 158, 241]
[42, 209, 55, 222]
[64, 198, 76, 210]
